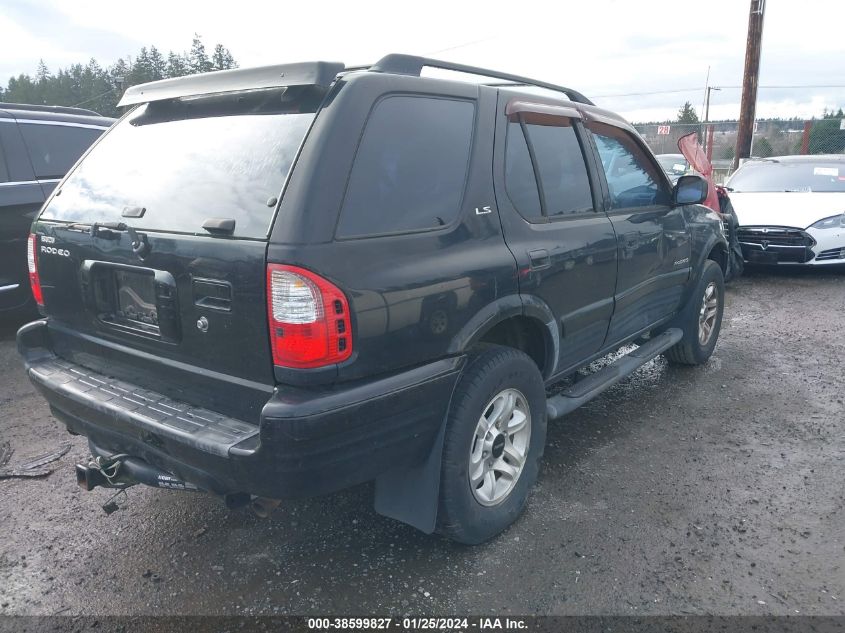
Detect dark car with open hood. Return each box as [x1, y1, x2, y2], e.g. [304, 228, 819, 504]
[18, 55, 727, 543]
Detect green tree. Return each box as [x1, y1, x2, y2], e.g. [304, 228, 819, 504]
[212, 44, 237, 71]
[806, 107, 845, 154]
[189, 34, 213, 74]
[148, 46, 166, 81]
[2, 36, 238, 117]
[165, 52, 188, 78]
[754, 137, 773, 157]
[677, 101, 699, 124]
[36, 59, 50, 83]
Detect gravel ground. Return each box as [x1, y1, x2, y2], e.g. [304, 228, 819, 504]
[0, 267, 843, 616]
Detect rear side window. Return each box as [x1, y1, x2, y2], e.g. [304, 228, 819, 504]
[505, 122, 541, 218]
[588, 122, 670, 209]
[18, 123, 104, 179]
[336, 96, 475, 238]
[505, 120, 593, 221]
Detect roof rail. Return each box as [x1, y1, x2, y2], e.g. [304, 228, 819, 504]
[369, 54, 594, 106]
[118, 62, 345, 107]
[0, 102, 101, 116]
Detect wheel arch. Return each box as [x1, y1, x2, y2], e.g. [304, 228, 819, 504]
[447, 294, 559, 380]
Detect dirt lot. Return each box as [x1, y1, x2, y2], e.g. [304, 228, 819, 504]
[0, 268, 843, 616]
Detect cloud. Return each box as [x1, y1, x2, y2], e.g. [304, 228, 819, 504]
[2, 0, 843, 121]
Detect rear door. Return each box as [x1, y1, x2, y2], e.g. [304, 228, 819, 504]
[585, 120, 691, 344]
[33, 89, 320, 420]
[493, 96, 618, 376]
[0, 117, 44, 312]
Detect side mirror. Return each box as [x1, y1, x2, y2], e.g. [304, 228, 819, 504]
[673, 174, 709, 205]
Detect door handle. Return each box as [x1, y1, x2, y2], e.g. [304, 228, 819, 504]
[528, 249, 551, 271]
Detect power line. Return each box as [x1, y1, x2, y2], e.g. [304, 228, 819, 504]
[593, 84, 845, 99]
[73, 87, 116, 108]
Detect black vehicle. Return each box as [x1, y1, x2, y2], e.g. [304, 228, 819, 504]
[0, 103, 113, 319]
[18, 56, 728, 544]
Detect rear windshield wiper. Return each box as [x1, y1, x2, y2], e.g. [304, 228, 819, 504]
[86, 222, 151, 257]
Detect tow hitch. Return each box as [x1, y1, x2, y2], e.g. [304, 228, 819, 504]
[76, 454, 201, 492]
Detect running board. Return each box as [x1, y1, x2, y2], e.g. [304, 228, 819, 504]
[546, 328, 683, 420]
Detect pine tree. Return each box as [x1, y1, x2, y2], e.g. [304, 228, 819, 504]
[212, 44, 237, 71]
[36, 59, 50, 83]
[3, 36, 238, 116]
[148, 46, 166, 81]
[165, 52, 188, 78]
[189, 34, 213, 74]
[677, 102, 699, 124]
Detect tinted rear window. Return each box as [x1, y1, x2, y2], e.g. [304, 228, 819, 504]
[336, 96, 474, 238]
[523, 122, 593, 217]
[41, 94, 315, 239]
[505, 122, 541, 219]
[19, 122, 105, 179]
[727, 160, 845, 193]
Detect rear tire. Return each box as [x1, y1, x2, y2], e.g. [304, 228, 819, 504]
[436, 345, 547, 544]
[664, 260, 725, 366]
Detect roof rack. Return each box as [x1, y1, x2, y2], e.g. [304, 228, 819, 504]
[0, 102, 101, 116]
[369, 54, 594, 106]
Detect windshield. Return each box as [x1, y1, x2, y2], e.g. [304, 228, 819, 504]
[656, 154, 689, 175]
[727, 159, 845, 193]
[41, 91, 316, 239]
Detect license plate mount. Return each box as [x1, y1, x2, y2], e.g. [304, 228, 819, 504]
[113, 269, 159, 334]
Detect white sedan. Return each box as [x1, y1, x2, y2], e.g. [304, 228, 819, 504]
[727, 155, 845, 265]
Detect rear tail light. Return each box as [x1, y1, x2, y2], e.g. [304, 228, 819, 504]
[266, 264, 352, 369]
[27, 233, 44, 306]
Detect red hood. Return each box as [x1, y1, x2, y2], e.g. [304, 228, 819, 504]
[678, 132, 720, 212]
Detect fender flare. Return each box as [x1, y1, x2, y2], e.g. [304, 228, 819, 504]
[676, 233, 729, 314]
[447, 293, 560, 379]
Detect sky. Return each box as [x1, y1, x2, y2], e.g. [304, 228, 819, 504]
[1, 0, 843, 123]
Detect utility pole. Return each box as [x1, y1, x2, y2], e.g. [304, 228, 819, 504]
[704, 86, 720, 125]
[733, 0, 766, 170]
[703, 86, 720, 154]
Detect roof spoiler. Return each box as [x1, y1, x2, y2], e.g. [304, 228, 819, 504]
[118, 61, 345, 107]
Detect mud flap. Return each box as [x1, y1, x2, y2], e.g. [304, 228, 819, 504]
[373, 418, 447, 534]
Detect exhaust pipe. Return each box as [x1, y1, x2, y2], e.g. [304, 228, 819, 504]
[76, 455, 201, 492]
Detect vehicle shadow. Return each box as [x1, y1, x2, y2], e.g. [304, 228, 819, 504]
[55, 357, 686, 615]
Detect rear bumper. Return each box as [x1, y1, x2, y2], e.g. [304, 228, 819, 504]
[18, 319, 463, 498]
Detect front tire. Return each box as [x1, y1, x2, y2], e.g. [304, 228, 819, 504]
[664, 259, 725, 365]
[436, 345, 547, 544]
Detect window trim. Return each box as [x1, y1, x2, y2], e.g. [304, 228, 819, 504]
[585, 120, 674, 213]
[1, 118, 110, 131]
[333, 92, 478, 241]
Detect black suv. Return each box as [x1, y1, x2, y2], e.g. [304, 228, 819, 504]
[1, 103, 112, 319]
[18, 56, 727, 543]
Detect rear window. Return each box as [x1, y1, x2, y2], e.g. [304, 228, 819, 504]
[19, 122, 105, 180]
[336, 96, 475, 238]
[41, 93, 316, 239]
[727, 159, 845, 193]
